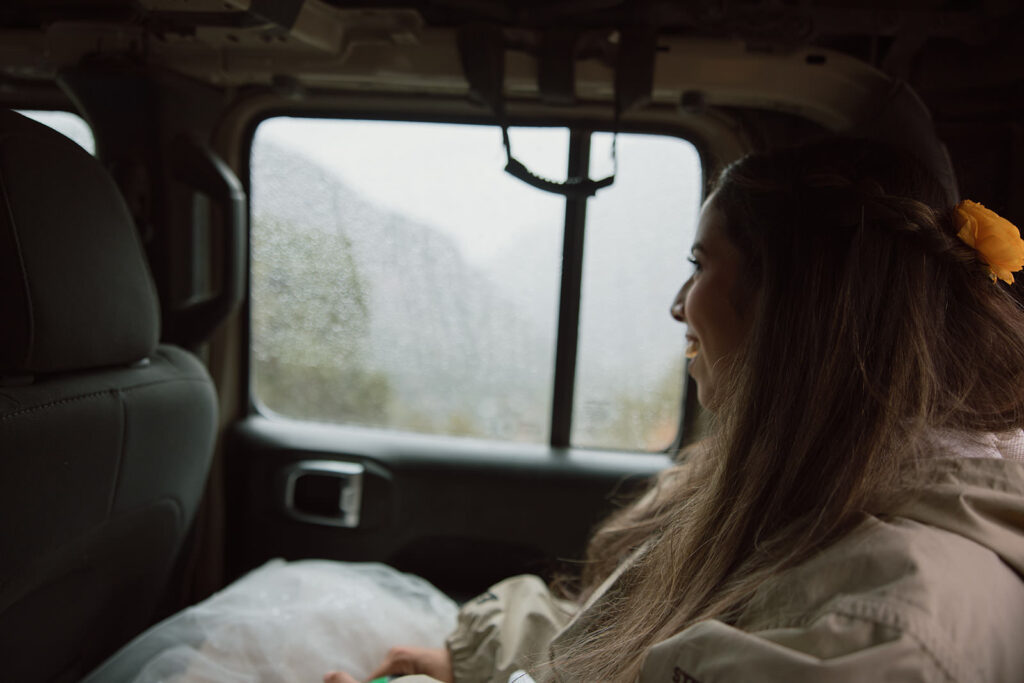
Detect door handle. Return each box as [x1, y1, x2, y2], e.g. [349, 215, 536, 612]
[280, 460, 364, 528]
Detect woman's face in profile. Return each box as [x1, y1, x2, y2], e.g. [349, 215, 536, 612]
[671, 193, 751, 408]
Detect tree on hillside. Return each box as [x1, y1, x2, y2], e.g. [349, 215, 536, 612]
[251, 215, 390, 424]
[583, 354, 686, 451]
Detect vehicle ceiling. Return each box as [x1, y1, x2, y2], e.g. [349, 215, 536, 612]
[1, 1, 1020, 111]
[1, 1, 1021, 241]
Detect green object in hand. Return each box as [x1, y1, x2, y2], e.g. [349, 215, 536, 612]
[369, 678, 393, 683]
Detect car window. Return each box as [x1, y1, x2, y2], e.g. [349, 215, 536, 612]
[250, 117, 700, 451]
[573, 132, 700, 451]
[16, 110, 95, 154]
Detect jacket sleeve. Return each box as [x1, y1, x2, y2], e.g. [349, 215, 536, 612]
[639, 611, 952, 683]
[443, 574, 577, 683]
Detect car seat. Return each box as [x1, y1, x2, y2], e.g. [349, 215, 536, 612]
[0, 109, 217, 682]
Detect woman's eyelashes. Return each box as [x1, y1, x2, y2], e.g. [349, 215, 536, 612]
[688, 256, 702, 273]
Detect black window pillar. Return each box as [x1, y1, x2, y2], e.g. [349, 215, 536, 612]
[550, 129, 590, 448]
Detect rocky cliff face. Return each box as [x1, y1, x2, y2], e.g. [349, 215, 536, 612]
[251, 141, 554, 440]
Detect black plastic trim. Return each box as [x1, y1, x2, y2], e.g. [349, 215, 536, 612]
[550, 129, 590, 447]
[170, 136, 247, 347]
[235, 415, 671, 478]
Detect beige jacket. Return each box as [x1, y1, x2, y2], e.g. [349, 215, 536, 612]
[403, 438, 1024, 682]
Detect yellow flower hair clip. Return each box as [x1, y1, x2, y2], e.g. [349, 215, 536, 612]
[954, 200, 1024, 284]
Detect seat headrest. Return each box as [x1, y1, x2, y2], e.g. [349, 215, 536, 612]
[0, 109, 159, 375]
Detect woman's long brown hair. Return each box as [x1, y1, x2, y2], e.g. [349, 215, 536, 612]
[546, 139, 1024, 681]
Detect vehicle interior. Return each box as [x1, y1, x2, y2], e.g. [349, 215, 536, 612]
[1, 0, 1021, 680]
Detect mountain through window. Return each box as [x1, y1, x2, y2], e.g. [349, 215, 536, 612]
[249, 118, 701, 451]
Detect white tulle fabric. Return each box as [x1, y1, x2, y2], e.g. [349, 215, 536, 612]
[84, 560, 458, 683]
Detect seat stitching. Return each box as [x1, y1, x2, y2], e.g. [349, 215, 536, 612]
[107, 389, 129, 515]
[0, 154, 35, 368]
[0, 495, 187, 614]
[0, 376, 213, 422]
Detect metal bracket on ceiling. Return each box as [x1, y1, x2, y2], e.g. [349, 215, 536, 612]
[140, 0, 422, 55]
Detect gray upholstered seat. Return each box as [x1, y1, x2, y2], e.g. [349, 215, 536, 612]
[0, 109, 217, 682]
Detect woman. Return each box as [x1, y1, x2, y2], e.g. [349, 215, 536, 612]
[328, 138, 1024, 682]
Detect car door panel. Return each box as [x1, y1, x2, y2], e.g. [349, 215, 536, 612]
[228, 417, 668, 597]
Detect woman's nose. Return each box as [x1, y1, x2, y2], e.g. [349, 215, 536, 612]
[671, 289, 686, 322]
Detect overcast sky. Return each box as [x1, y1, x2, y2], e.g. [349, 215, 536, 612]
[255, 117, 702, 266]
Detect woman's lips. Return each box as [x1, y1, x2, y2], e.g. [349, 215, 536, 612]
[685, 337, 699, 359]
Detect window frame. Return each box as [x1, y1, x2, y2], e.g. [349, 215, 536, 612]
[241, 110, 706, 454]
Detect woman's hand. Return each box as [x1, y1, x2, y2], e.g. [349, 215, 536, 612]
[323, 646, 453, 683]
[367, 645, 454, 682]
[323, 672, 359, 683]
